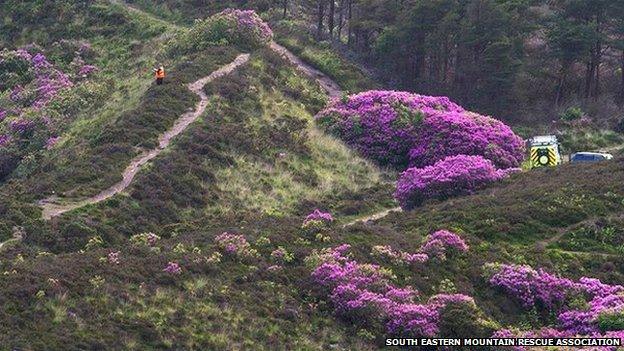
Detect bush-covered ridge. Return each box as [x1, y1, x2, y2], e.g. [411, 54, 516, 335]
[317, 90, 525, 170]
[173, 8, 273, 54]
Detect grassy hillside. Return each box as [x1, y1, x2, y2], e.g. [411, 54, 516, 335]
[0, 28, 391, 349]
[1, 1, 624, 350]
[27, 47, 390, 252]
[2, 139, 623, 349]
[0, 0, 198, 236]
[337, 159, 624, 336]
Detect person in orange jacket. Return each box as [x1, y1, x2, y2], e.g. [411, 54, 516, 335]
[154, 65, 165, 85]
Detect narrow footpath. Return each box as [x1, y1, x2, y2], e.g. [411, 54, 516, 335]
[270, 42, 342, 99]
[39, 54, 250, 220]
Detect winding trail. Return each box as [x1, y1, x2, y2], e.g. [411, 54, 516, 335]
[270, 42, 342, 99]
[37, 0, 389, 222]
[39, 54, 250, 220]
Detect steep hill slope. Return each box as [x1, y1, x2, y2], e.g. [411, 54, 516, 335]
[1, 1, 623, 350]
[0, 3, 392, 349]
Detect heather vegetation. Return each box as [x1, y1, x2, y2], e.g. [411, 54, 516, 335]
[1, 0, 624, 350]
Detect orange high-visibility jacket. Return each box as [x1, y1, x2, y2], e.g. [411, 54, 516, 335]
[156, 68, 165, 79]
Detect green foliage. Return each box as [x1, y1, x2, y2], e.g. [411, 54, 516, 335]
[558, 128, 624, 153]
[273, 21, 377, 93]
[84, 235, 104, 251]
[598, 312, 624, 332]
[392, 104, 424, 129]
[438, 302, 495, 340]
[547, 17, 594, 65]
[559, 107, 585, 121]
[171, 10, 271, 56]
[0, 50, 33, 91]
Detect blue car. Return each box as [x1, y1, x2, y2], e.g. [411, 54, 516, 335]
[570, 152, 613, 163]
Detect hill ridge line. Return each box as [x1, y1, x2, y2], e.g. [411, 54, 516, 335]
[38, 54, 250, 220]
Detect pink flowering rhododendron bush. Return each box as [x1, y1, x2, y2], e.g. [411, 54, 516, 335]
[395, 155, 517, 209]
[316, 90, 525, 170]
[176, 9, 273, 53]
[372, 229, 468, 264]
[309, 244, 477, 337]
[486, 263, 624, 343]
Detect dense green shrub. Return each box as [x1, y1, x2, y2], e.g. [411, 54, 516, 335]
[0, 50, 33, 91]
[172, 9, 273, 55]
[598, 312, 624, 332]
[559, 106, 585, 121]
[438, 301, 495, 339]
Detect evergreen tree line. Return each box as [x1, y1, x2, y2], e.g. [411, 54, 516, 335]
[281, 0, 624, 121]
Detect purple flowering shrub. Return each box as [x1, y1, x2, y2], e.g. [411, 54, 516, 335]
[45, 136, 60, 150]
[372, 230, 468, 264]
[303, 209, 334, 225]
[215, 232, 259, 259]
[130, 232, 161, 247]
[310, 244, 476, 337]
[301, 209, 334, 236]
[179, 8, 273, 53]
[302, 208, 334, 229]
[107, 251, 120, 265]
[0, 45, 98, 178]
[0, 44, 98, 179]
[420, 230, 469, 260]
[9, 119, 36, 134]
[1, 49, 73, 115]
[270, 246, 294, 264]
[395, 155, 511, 209]
[316, 90, 524, 170]
[0, 134, 11, 147]
[486, 263, 578, 308]
[163, 261, 182, 275]
[78, 64, 98, 77]
[218, 9, 273, 44]
[486, 263, 624, 338]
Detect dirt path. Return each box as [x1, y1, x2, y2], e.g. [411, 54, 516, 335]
[270, 43, 406, 227]
[342, 207, 403, 227]
[42, 1, 369, 222]
[270, 42, 343, 99]
[535, 212, 624, 258]
[39, 54, 250, 220]
[0, 238, 18, 253]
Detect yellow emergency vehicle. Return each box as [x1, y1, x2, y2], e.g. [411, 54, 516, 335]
[529, 135, 562, 168]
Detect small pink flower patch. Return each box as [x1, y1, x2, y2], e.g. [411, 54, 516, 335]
[107, 251, 120, 265]
[303, 209, 334, 226]
[163, 261, 182, 275]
